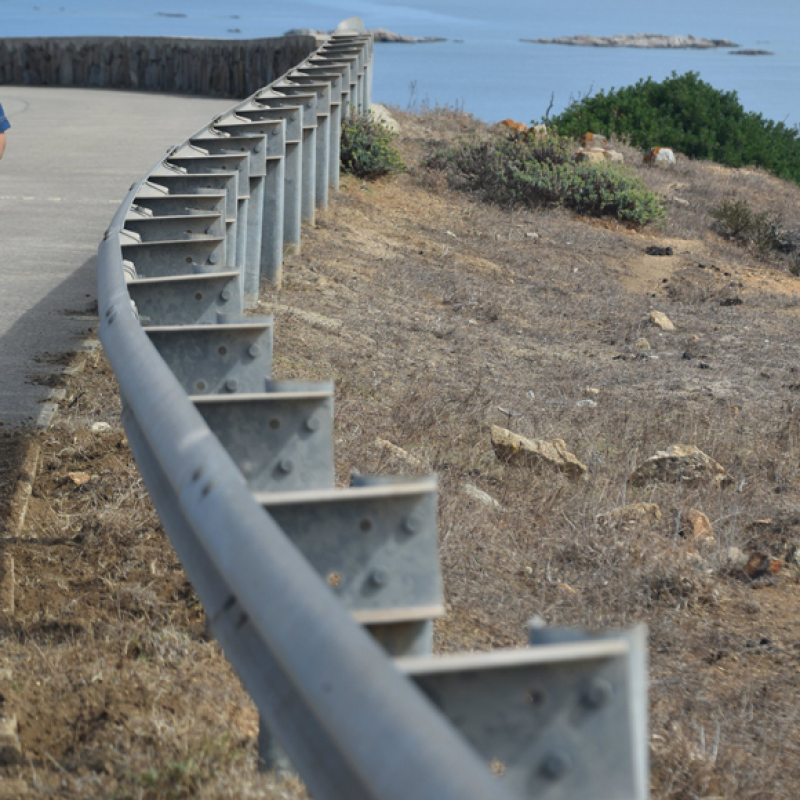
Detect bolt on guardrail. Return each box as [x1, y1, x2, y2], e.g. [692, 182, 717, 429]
[97, 15, 649, 800]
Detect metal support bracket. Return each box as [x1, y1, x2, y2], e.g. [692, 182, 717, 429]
[145, 320, 274, 395]
[192, 380, 334, 492]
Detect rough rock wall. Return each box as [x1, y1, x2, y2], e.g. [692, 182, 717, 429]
[0, 36, 320, 98]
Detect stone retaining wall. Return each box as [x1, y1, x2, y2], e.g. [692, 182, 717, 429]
[0, 36, 321, 98]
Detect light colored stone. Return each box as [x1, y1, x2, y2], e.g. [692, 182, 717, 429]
[672, 196, 690, 206]
[630, 445, 733, 488]
[727, 546, 748, 570]
[649, 310, 675, 331]
[644, 147, 677, 167]
[580, 131, 609, 148]
[684, 508, 713, 541]
[574, 148, 606, 164]
[91, 421, 112, 432]
[67, 471, 91, 486]
[491, 425, 587, 477]
[575, 399, 597, 408]
[461, 483, 503, 510]
[584, 387, 600, 395]
[603, 149, 625, 163]
[373, 438, 428, 471]
[597, 502, 662, 530]
[526, 232, 540, 241]
[634, 337, 651, 352]
[369, 103, 400, 133]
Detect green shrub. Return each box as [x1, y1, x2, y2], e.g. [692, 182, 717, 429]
[710, 198, 785, 257]
[552, 72, 800, 184]
[426, 134, 665, 224]
[340, 110, 405, 179]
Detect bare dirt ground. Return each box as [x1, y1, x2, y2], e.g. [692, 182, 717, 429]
[3, 107, 800, 798]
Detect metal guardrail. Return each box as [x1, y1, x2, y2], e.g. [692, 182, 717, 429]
[97, 17, 649, 800]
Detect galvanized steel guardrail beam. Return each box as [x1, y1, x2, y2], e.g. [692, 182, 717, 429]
[97, 16, 648, 800]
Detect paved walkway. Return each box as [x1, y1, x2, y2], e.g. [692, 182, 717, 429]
[0, 86, 235, 427]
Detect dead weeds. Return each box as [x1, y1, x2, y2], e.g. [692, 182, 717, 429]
[2, 106, 800, 797]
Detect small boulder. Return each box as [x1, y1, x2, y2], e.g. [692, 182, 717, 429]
[491, 425, 586, 477]
[744, 553, 785, 579]
[634, 337, 651, 352]
[630, 444, 733, 488]
[649, 310, 675, 331]
[596, 502, 662, 530]
[370, 103, 400, 133]
[644, 147, 677, 167]
[574, 148, 606, 164]
[461, 483, 503, 510]
[580, 131, 609, 148]
[603, 150, 625, 163]
[683, 508, 713, 541]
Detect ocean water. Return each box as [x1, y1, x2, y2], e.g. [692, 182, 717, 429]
[4, 0, 800, 127]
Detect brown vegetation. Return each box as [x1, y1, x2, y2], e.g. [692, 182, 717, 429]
[2, 106, 800, 797]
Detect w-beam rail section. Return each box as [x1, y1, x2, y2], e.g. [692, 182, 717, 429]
[97, 18, 649, 800]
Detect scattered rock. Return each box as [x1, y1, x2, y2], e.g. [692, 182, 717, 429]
[672, 196, 690, 206]
[726, 546, 749, 570]
[526, 232, 540, 241]
[374, 438, 428, 471]
[603, 149, 625, 163]
[580, 132, 608, 148]
[744, 553, 785, 579]
[644, 147, 677, 167]
[0, 716, 22, 765]
[574, 148, 606, 165]
[649, 310, 675, 330]
[575, 399, 597, 408]
[67, 471, 92, 486]
[646, 245, 673, 256]
[596, 502, 662, 530]
[629, 444, 733, 488]
[461, 483, 503, 510]
[556, 582, 578, 594]
[634, 337, 651, 352]
[91, 421, 112, 433]
[490, 425, 587, 477]
[683, 508, 714, 541]
[584, 387, 600, 395]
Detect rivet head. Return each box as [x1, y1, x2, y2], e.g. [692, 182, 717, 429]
[403, 514, 421, 534]
[278, 458, 294, 474]
[369, 567, 388, 587]
[220, 289, 232, 302]
[248, 344, 261, 357]
[582, 678, 613, 710]
[540, 752, 570, 781]
[305, 416, 321, 432]
[224, 379, 238, 392]
[208, 254, 218, 265]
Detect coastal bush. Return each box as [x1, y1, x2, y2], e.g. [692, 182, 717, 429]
[340, 110, 405, 179]
[552, 71, 800, 184]
[426, 134, 665, 224]
[710, 198, 794, 259]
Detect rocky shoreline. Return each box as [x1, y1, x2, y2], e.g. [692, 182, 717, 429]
[524, 33, 739, 49]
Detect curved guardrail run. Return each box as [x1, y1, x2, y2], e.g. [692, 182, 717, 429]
[97, 17, 649, 800]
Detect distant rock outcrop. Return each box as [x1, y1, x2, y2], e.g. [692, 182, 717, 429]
[369, 28, 446, 43]
[524, 33, 739, 49]
[284, 27, 446, 43]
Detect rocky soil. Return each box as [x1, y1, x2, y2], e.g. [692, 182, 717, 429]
[2, 107, 800, 797]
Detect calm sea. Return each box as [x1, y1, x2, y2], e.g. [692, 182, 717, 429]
[4, 0, 800, 127]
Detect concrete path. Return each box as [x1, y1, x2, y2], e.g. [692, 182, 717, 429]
[0, 86, 235, 427]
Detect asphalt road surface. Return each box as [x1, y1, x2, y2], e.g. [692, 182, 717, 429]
[0, 86, 234, 427]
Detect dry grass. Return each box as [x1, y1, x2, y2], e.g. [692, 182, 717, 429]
[2, 106, 800, 797]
